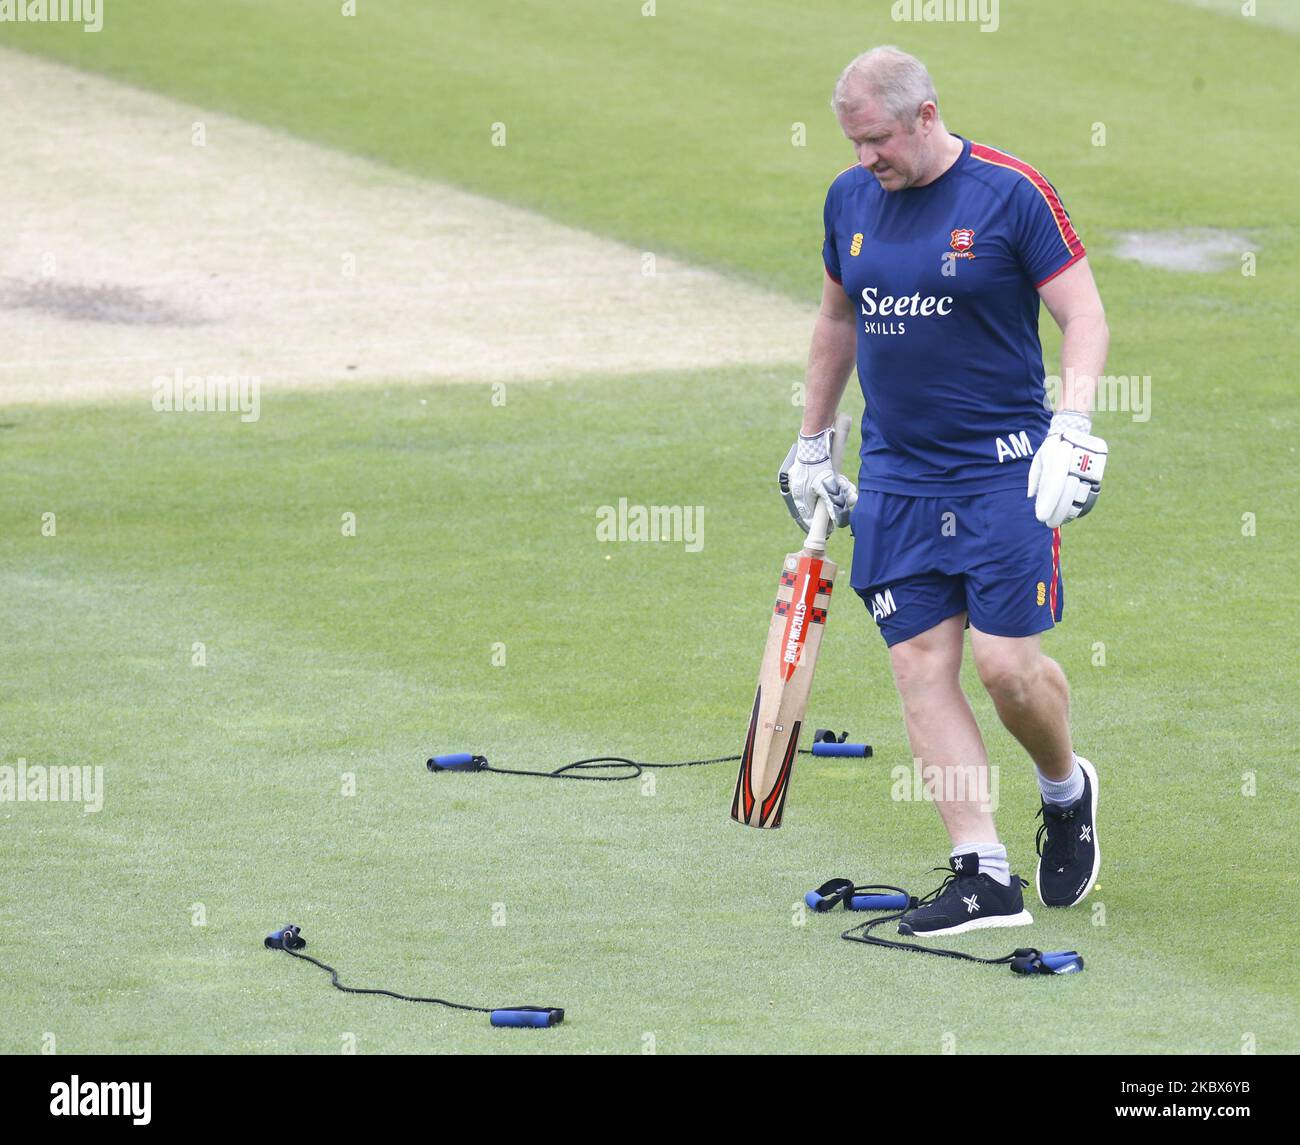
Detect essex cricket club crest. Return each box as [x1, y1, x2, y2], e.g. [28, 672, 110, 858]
[949, 228, 976, 260]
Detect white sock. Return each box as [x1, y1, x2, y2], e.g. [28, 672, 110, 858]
[1038, 754, 1084, 806]
[953, 842, 1010, 886]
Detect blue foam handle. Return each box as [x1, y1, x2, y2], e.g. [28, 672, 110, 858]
[848, 892, 909, 911]
[804, 891, 827, 911]
[264, 925, 305, 950]
[428, 753, 478, 771]
[491, 1008, 564, 1028]
[1042, 950, 1085, 974]
[811, 742, 869, 757]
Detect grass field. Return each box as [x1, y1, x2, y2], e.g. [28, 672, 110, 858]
[2, 1, 1298, 1054]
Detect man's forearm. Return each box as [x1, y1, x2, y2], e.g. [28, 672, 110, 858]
[1056, 314, 1110, 416]
[801, 312, 857, 434]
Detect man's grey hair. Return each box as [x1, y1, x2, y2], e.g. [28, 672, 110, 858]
[831, 46, 939, 124]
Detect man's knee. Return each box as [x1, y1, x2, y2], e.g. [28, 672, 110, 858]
[890, 625, 962, 697]
[975, 645, 1043, 706]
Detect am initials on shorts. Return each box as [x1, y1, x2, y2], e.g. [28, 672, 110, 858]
[871, 589, 897, 620]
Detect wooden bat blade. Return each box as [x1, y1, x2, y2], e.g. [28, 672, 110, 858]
[731, 548, 837, 828]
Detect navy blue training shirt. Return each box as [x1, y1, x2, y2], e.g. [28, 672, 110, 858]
[822, 136, 1085, 494]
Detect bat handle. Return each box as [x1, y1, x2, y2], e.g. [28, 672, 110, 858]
[804, 500, 832, 554]
[804, 411, 853, 555]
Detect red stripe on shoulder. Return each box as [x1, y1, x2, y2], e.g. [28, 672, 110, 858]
[1035, 249, 1085, 288]
[970, 142, 1084, 257]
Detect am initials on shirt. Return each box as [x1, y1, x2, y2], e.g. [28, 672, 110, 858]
[994, 431, 1033, 462]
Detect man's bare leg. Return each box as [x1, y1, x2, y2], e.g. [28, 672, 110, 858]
[888, 613, 997, 846]
[887, 614, 1037, 932]
[970, 626, 1100, 906]
[968, 628, 1073, 779]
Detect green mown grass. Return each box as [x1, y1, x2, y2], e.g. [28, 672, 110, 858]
[1, 0, 1297, 1052]
[1, 368, 1295, 1053]
[2, 0, 1297, 297]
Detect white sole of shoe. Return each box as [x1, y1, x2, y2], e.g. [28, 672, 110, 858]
[899, 908, 1034, 938]
[1036, 753, 1101, 908]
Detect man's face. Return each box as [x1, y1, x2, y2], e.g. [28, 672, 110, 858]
[837, 96, 926, 191]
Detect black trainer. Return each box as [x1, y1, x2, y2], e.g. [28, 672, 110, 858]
[1035, 754, 1101, 907]
[897, 853, 1034, 937]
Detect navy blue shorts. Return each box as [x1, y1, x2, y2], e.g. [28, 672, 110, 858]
[849, 485, 1063, 647]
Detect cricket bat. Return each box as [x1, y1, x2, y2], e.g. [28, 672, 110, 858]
[731, 412, 852, 829]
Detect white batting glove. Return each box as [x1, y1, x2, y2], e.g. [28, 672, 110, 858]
[779, 425, 858, 533]
[1027, 411, 1108, 528]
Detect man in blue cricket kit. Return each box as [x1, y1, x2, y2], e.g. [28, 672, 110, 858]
[781, 46, 1110, 935]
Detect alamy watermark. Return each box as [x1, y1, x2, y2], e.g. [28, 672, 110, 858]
[50, 1077, 150, 1125]
[152, 368, 261, 423]
[891, 0, 999, 33]
[0, 0, 103, 33]
[892, 758, 1000, 813]
[596, 499, 704, 552]
[1, 759, 104, 813]
[1045, 369, 1152, 422]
